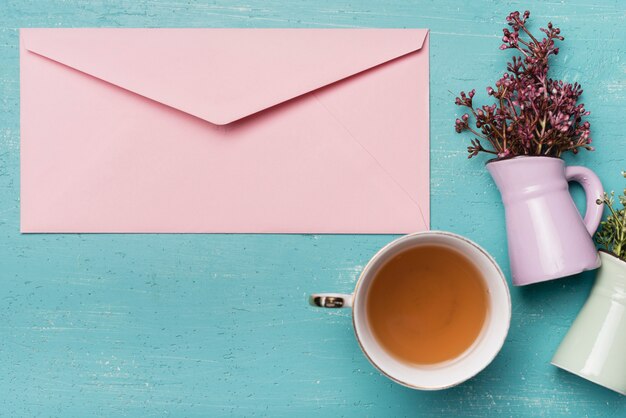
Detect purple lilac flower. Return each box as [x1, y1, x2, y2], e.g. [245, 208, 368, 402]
[454, 11, 592, 159]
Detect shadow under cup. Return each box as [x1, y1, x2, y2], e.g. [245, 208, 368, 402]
[352, 232, 511, 390]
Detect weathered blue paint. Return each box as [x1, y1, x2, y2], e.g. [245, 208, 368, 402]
[0, 0, 624, 416]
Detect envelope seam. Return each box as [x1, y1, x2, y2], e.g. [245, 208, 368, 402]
[312, 93, 428, 228]
[24, 32, 427, 126]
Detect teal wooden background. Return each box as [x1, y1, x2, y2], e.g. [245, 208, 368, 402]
[1, 0, 625, 416]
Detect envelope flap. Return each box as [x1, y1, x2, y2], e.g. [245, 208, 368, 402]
[22, 28, 428, 125]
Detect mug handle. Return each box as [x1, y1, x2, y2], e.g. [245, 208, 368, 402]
[565, 166, 604, 236]
[309, 293, 354, 308]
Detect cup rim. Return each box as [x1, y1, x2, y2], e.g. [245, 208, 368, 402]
[351, 230, 511, 390]
[599, 248, 626, 265]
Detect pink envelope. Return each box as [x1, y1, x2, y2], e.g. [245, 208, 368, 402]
[20, 29, 429, 233]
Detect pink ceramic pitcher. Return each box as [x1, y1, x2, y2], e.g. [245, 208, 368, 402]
[487, 156, 604, 286]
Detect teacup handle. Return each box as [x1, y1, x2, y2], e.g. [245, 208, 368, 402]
[309, 293, 354, 308]
[565, 166, 604, 236]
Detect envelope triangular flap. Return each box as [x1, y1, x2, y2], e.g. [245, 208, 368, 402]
[22, 28, 428, 125]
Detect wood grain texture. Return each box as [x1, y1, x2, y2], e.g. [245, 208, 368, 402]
[0, 0, 625, 416]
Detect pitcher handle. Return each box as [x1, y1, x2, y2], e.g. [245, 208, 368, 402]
[309, 293, 354, 308]
[565, 166, 604, 236]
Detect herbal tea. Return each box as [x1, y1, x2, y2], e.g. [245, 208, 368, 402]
[366, 244, 489, 365]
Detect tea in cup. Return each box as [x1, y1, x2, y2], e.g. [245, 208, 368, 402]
[310, 231, 511, 389]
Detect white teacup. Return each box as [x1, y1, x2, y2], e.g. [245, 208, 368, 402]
[310, 231, 511, 390]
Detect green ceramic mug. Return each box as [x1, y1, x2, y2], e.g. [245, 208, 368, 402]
[552, 251, 626, 395]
